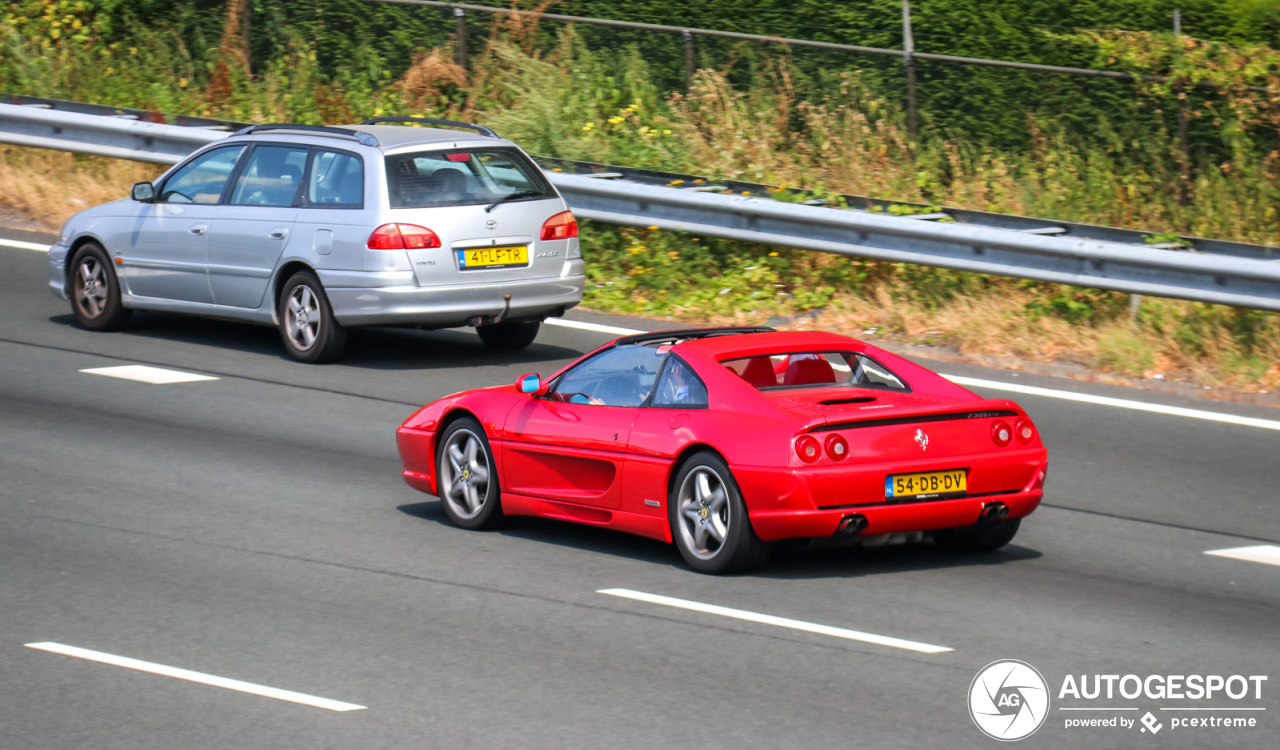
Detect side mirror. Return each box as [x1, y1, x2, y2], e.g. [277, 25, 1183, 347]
[517, 372, 541, 394]
[131, 182, 156, 203]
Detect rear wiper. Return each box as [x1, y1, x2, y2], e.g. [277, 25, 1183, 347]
[485, 190, 544, 213]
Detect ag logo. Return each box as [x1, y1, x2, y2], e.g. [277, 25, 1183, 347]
[969, 660, 1050, 741]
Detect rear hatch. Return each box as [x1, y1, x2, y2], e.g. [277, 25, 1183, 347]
[767, 389, 1027, 462]
[391, 199, 569, 287]
[382, 146, 572, 287]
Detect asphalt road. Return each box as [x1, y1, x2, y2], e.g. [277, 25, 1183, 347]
[1, 236, 1276, 749]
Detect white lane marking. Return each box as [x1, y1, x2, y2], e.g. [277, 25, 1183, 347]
[946, 374, 1280, 432]
[545, 318, 647, 336]
[24, 643, 366, 711]
[1204, 545, 1280, 567]
[0, 237, 53, 252]
[80, 365, 219, 385]
[598, 588, 952, 654]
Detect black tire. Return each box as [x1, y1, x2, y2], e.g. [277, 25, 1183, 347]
[668, 452, 771, 574]
[435, 417, 506, 530]
[477, 320, 540, 351]
[278, 271, 347, 363]
[933, 517, 1022, 554]
[69, 243, 131, 332]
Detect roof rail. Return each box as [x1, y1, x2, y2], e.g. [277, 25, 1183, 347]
[614, 326, 776, 347]
[232, 124, 379, 147]
[360, 116, 499, 139]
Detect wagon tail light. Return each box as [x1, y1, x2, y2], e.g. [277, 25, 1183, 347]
[541, 211, 578, 241]
[795, 435, 821, 463]
[368, 223, 441, 250]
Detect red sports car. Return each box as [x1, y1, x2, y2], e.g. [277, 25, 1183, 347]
[396, 327, 1048, 573]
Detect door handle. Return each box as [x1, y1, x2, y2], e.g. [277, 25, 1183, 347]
[269, 229, 288, 240]
[189, 223, 208, 236]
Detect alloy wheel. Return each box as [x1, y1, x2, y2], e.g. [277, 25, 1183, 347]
[440, 428, 492, 521]
[676, 466, 731, 560]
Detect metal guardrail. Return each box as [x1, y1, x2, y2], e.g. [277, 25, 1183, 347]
[2, 98, 1280, 311]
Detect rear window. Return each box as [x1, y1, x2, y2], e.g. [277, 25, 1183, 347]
[385, 148, 553, 209]
[723, 352, 908, 391]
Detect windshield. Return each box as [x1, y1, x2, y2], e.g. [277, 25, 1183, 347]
[385, 148, 553, 209]
[723, 352, 909, 391]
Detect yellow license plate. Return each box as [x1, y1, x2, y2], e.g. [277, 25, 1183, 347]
[456, 245, 529, 270]
[886, 469, 967, 500]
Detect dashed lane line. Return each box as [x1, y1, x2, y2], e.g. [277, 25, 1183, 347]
[598, 588, 953, 654]
[1204, 545, 1280, 567]
[25, 642, 366, 711]
[80, 365, 219, 384]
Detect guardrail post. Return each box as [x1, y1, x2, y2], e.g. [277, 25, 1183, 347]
[683, 30, 695, 91]
[455, 7, 469, 71]
[902, 0, 918, 138]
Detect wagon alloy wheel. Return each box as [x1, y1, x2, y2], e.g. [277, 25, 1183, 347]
[435, 417, 505, 530]
[668, 451, 770, 574]
[285, 284, 321, 351]
[69, 242, 130, 332]
[677, 468, 732, 560]
[277, 271, 347, 363]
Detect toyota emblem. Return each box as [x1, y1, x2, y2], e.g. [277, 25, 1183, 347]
[485, 219, 497, 230]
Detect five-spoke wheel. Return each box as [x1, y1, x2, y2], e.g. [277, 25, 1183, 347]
[69, 242, 130, 332]
[278, 271, 346, 363]
[668, 452, 769, 574]
[436, 417, 505, 529]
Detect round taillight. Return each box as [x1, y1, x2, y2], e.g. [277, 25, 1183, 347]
[991, 420, 1012, 447]
[824, 434, 848, 461]
[795, 435, 821, 463]
[1015, 417, 1035, 444]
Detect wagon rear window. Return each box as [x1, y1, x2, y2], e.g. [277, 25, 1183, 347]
[723, 352, 908, 391]
[385, 148, 552, 209]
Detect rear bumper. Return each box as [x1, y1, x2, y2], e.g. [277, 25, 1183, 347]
[748, 491, 1043, 541]
[736, 452, 1047, 542]
[322, 272, 585, 327]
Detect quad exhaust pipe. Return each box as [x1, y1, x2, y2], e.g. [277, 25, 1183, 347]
[981, 502, 1010, 521]
[837, 514, 868, 535]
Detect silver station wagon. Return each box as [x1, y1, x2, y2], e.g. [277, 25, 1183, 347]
[48, 117, 585, 362]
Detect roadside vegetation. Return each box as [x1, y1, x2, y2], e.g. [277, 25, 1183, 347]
[2, 1, 1278, 393]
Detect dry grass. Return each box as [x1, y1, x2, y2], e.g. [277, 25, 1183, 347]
[0, 146, 159, 230]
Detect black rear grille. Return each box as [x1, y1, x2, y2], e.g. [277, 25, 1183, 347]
[811, 409, 1018, 432]
[816, 488, 1023, 510]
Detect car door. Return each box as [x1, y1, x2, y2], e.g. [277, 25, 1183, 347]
[207, 144, 308, 308]
[121, 145, 246, 303]
[288, 147, 370, 285]
[501, 344, 668, 509]
[624, 355, 712, 513]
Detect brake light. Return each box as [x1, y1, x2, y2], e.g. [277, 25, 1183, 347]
[1015, 417, 1036, 444]
[541, 211, 578, 241]
[824, 434, 848, 461]
[795, 435, 821, 463]
[368, 223, 441, 250]
[991, 420, 1012, 447]
[445, 152, 471, 163]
